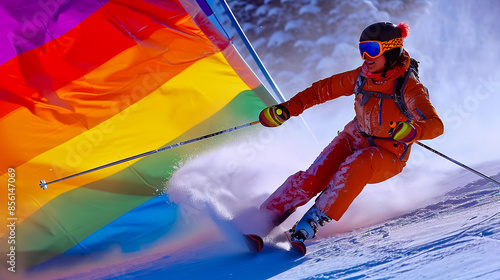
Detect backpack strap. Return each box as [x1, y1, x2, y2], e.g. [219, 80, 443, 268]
[355, 75, 394, 105]
[393, 58, 425, 121]
[392, 69, 414, 121]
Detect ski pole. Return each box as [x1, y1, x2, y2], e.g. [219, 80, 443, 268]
[40, 120, 261, 190]
[415, 141, 500, 186]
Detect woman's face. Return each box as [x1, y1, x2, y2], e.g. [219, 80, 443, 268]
[365, 55, 386, 73]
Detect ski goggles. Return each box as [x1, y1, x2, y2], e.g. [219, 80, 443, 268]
[359, 37, 403, 59]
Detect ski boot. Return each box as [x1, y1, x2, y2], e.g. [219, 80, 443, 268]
[290, 204, 331, 242]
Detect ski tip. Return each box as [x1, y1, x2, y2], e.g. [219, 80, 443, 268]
[243, 234, 264, 253]
[290, 241, 307, 255]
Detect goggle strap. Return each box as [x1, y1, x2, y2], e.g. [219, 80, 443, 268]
[381, 37, 403, 52]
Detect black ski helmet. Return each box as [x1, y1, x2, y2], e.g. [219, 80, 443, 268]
[360, 22, 410, 74]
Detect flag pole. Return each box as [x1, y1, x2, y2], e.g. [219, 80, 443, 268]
[219, 0, 286, 103]
[218, 0, 320, 143]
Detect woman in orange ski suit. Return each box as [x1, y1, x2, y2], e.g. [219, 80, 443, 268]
[258, 22, 444, 242]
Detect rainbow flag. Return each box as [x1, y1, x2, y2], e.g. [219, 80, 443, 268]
[0, 0, 273, 274]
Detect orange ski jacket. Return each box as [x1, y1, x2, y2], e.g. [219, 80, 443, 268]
[282, 52, 444, 160]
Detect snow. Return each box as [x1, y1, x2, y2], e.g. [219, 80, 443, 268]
[315, 56, 336, 72]
[315, 34, 336, 46]
[293, 39, 315, 48]
[267, 30, 293, 47]
[251, 37, 268, 49]
[284, 19, 304, 31]
[29, 162, 500, 280]
[255, 5, 268, 17]
[267, 7, 283, 17]
[298, 4, 320, 15]
[17, 0, 500, 279]
[241, 22, 260, 35]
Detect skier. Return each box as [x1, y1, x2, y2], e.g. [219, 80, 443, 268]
[258, 22, 444, 243]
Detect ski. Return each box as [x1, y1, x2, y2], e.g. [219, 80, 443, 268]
[243, 234, 264, 253]
[289, 240, 307, 255]
[242, 233, 306, 255]
[285, 230, 307, 255]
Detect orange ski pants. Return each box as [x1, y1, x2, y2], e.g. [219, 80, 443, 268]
[261, 121, 406, 221]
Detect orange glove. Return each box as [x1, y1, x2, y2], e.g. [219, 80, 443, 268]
[389, 121, 417, 142]
[259, 104, 290, 127]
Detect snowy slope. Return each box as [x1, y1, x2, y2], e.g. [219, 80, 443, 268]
[46, 165, 499, 280]
[272, 174, 500, 279]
